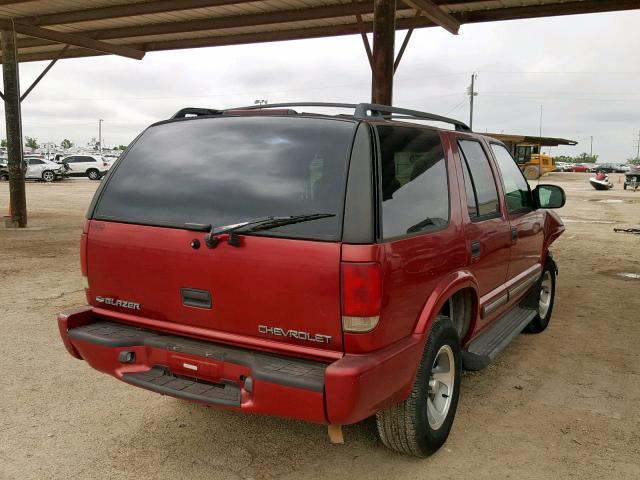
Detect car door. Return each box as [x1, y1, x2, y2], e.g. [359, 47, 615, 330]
[489, 142, 544, 286]
[454, 137, 511, 325]
[63, 156, 79, 174]
[373, 125, 468, 345]
[26, 159, 44, 178]
[73, 155, 91, 174]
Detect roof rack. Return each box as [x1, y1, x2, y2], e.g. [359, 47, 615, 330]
[171, 102, 471, 132]
[172, 107, 222, 118]
[355, 103, 471, 132]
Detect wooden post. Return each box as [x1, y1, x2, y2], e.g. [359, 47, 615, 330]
[371, 0, 395, 106]
[2, 28, 26, 228]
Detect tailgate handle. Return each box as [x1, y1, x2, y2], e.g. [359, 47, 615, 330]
[181, 288, 212, 309]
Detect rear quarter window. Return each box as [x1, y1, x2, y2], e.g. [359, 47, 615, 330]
[377, 125, 449, 239]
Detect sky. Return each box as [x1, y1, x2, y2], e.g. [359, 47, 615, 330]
[2, 9, 640, 162]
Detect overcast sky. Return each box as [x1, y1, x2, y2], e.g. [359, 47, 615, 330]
[3, 9, 639, 161]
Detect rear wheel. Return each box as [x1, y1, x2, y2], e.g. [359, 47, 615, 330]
[525, 259, 556, 334]
[87, 169, 100, 180]
[376, 316, 461, 457]
[42, 170, 55, 182]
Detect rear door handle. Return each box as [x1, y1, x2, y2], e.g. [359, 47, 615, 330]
[470, 240, 481, 258]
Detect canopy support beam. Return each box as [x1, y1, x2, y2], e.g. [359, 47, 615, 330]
[394, 13, 419, 74]
[371, 0, 395, 105]
[20, 44, 68, 102]
[353, 0, 373, 68]
[0, 19, 145, 60]
[2, 28, 26, 228]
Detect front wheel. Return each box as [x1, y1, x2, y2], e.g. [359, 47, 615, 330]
[523, 165, 540, 180]
[376, 316, 461, 457]
[42, 170, 55, 182]
[525, 259, 556, 334]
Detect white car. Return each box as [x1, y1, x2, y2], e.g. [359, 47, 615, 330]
[61, 154, 111, 180]
[25, 157, 66, 182]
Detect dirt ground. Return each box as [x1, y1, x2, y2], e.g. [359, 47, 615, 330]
[1, 173, 639, 479]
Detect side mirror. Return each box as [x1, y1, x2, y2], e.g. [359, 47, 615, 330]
[533, 184, 566, 209]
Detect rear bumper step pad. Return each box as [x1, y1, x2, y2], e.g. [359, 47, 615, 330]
[123, 367, 241, 406]
[69, 321, 326, 392]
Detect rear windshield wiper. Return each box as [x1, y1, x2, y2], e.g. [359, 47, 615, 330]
[204, 213, 335, 248]
[237, 213, 335, 232]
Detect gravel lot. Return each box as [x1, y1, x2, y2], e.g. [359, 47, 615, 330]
[1, 173, 639, 479]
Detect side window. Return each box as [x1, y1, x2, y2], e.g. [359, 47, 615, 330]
[29, 159, 44, 165]
[460, 157, 478, 217]
[491, 143, 533, 213]
[377, 125, 449, 239]
[64, 157, 76, 163]
[458, 140, 500, 219]
[79, 156, 95, 162]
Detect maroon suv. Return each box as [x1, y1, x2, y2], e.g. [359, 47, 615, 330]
[58, 103, 565, 457]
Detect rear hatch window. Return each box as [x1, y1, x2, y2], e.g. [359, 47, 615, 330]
[93, 116, 357, 240]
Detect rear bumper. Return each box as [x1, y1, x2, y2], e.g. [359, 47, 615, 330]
[58, 306, 425, 425]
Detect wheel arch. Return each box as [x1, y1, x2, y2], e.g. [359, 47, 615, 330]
[413, 270, 480, 340]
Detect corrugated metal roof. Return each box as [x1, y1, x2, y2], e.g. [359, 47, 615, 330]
[0, 0, 637, 62]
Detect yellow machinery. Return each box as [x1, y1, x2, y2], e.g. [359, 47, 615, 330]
[486, 134, 577, 181]
[513, 143, 554, 179]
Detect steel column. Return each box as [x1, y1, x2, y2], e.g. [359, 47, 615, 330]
[371, 0, 395, 105]
[2, 28, 26, 228]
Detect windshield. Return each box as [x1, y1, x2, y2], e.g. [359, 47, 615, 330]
[93, 116, 357, 240]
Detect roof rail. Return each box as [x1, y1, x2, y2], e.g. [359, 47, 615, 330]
[172, 107, 222, 118]
[226, 102, 359, 112]
[171, 103, 471, 131]
[354, 103, 471, 132]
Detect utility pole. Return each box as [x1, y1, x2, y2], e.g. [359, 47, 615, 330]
[98, 118, 103, 155]
[636, 130, 640, 159]
[590, 136, 593, 158]
[467, 73, 478, 130]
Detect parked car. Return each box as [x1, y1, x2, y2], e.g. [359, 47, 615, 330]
[61, 154, 111, 180]
[568, 163, 591, 172]
[0, 157, 8, 180]
[57, 103, 566, 457]
[592, 163, 627, 173]
[553, 161, 571, 172]
[25, 157, 67, 182]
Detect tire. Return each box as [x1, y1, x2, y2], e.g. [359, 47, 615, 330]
[42, 170, 55, 182]
[0, 173, 8, 181]
[376, 315, 462, 457]
[523, 165, 540, 180]
[87, 169, 100, 180]
[623, 184, 627, 190]
[525, 258, 556, 334]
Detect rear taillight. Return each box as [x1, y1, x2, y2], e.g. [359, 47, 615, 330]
[341, 262, 381, 333]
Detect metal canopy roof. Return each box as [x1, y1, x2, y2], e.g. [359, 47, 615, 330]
[486, 133, 578, 147]
[0, 0, 638, 63]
